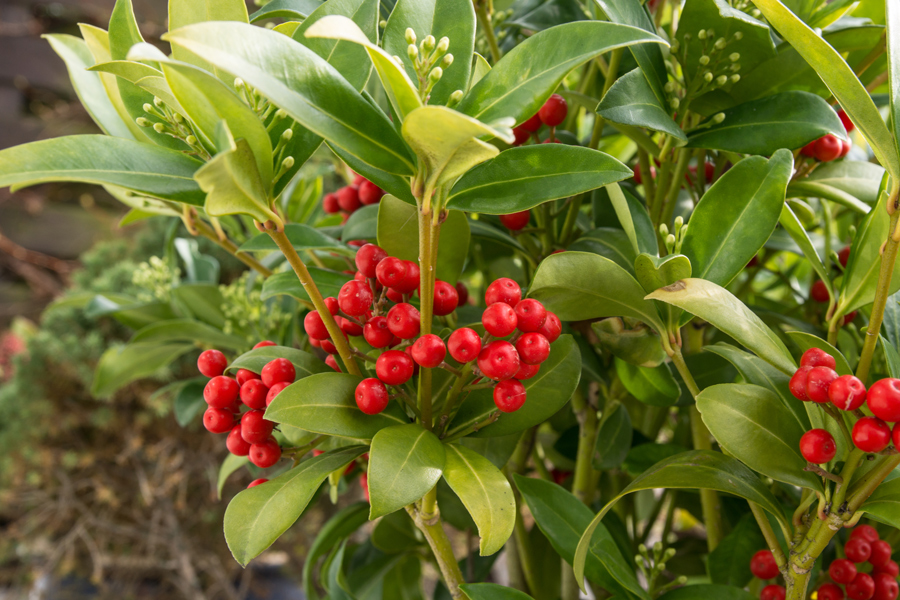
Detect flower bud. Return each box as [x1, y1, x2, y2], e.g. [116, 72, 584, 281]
[730, 63, 741, 72]
[699, 55, 710, 65]
[423, 35, 436, 52]
[659, 224, 669, 237]
[143, 103, 154, 113]
[670, 98, 680, 109]
[448, 89, 464, 107]
[703, 71, 713, 83]
[716, 75, 728, 86]
[275, 109, 287, 120]
[714, 37, 726, 49]
[282, 156, 295, 170]
[405, 28, 416, 45]
[697, 29, 707, 40]
[674, 216, 684, 229]
[706, 29, 715, 38]
[730, 74, 741, 83]
[136, 117, 152, 127]
[733, 31, 744, 40]
[730, 52, 740, 62]
[153, 96, 164, 108]
[441, 53, 454, 68]
[172, 112, 184, 123]
[437, 36, 450, 53]
[666, 234, 676, 248]
[281, 128, 293, 141]
[408, 43, 419, 60]
[153, 122, 166, 134]
[428, 66, 443, 82]
[712, 112, 726, 124]
[234, 78, 244, 90]
[186, 135, 197, 145]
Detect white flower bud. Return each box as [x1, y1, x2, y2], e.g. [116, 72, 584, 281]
[428, 66, 443, 82]
[153, 122, 166, 133]
[153, 96, 164, 108]
[437, 36, 450, 53]
[716, 75, 728, 86]
[703, 71, 713, 83]
[405, 28, 416, 45]
[441, 53, 454, 68]
[136, 117, 152, 127]
[282, 156, 295, 170]
[712, 112, 726, 124]
[408, 43, 419, 60]
[281, 128, 293, 141]
[674, 216, 684, 229]
[699, 55, 710, 65]
[730, 52, 740, 62]
[143, 103, 154, 113]
[715, 37, 726, 49]
[730, 74, 741, 83]
[698, 30, 707, 40]
[423, 35, 436, 52]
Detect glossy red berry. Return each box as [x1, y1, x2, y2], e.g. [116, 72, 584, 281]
[512, 126, 530, 146]
[760, 585, 786, 600]
[203, 407, 235, 434]
[364, 316, 393, 348]
[323, 296, 340, 315]
[376, 256, 408, 289]
[387, 303, 420, 339]
[358, 180, 384, 205]
[801, 140, 818, 157]
[868, 379, 900, 422]
[240, 379, 269, 410]
[750, 550, 779, 580]
[304, 311, 329, 340]
[538, 311, 562, 343]
[356, 378, 390, 414]
[226, 424, 251, 456]
[816, 135, 843, 162]
[236, 368, 259, 386]
[355, 244, 387, 278]
[494, 379, 527, 413]
[515, 362, 540, 380]
[266, 381, 290, 406]
[337, 185, 361, 212]
[247, 478, 268, 489]
[819, 583, 846, 600]
[801, 347, 837, 370]
[499, 210, 531, 231]
[323, 192, 340, 214]
[839, 109, 855, 133]
[539, 93, 568, 127]
[261, 358, 295, 387]
[393, 261, 420, 294]
[325, 355, 341, 372]
[339, 280, 374, 316]
[800, 428, 837, 464]
[870, 540, 893, 568]
[873, 572, 899, 600]
[433, 280, 460, 316]
[485, 278, 522, 307]
[847, 572, 876, 600]
[376, 350, 415, 386]
[411, 334, 446, 369]
[514, 299, 547, 332]
[254, 340, 277, 349]
[456, 281, 469, 305]
[852, 525, 881, 543]
[812, 279, 830, 302]
[848, 537, 875, 563]
[830, 375, 867, 411]
[831, 558, 859, 584]
[854, 417, 892, 453]
[875, 561, 900, 578]
[477, 340, 521, 381]
[807, 367, 839, 403]
[841, 139, 852, 158]
[198, 349, 227, 377]
[241, 409, 275, 444]
[385, 288, 404, 303]
[839, 246, 852, 268]
[790, 366, 813, 401]
[249, 436, 281, 468]
[448, 328, 482, 364]
[204, 376, 240, 409]
[483, 303, 518, 337]
[520, 113, 542, 132]
[320, 338, 339, 354]
[337, 316, 363, 337]
[516, 332, 551, 365]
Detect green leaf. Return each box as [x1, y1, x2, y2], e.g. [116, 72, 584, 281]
[862, 477, 900, 529]
[86, 295, 178, 329]
[383, 0, 475, 107]
[785, 331, 852, 375]
[265, 372, 410, 439]
[592, 317, 668, 368]
[634, 253, 692, 294]
[341, 204, 380, 242]
[303, 502, 369, 599]
[459, 433, 522, 469]
[573, 450, 787, 589]
[0, 135, 204, 205]
[446, 335, 581, 438]
[251, 0, 323, 22]
[368, 424, 446, 518]
[171, 283, 226, 327]
[568, 228, 638, 273]
[441, 444, 515, 556]
[168, 0, 248, 75]
[226, 345, 331, 379]
[507, 0, 587, 31]
[217, 454, 250, 499]
[601, 183, 658, 256]
[459, 584, 533, 600]
[377, 195, 470, 284]
[697, 383, 822, 491]
[458, 21, 666, 125]
[163, 22, 416, 176]
[261, 268, 353, 302]
[686, 91, 846, 155]
[371, 511, 422, 554]
[328, 143, 417, 206]
[888, 0, 900, 156]
[174, 379, 207, 427]
[225, 446, 366, 566]
[647, 279, 796, 374]
[446, 145, 632, 214]
[240, 223, 351, 255]
[657, 585, 757, 600]
[680, 149, 793, 288]
[469, 219, 526, 254]
[593, 401, 633, 470]
[92, 342, 194, 398]
[750, 0, 900, 181]
[789, 181, 870, 216]
[883, 335, 900, 378]
[597, 68, 685, 141]
[615, 359, 681, 407]
[529, 251, 666, 334]
[708, 514, 768, 587]
[779, 204, 833, 301]
[131, 318, 247, 350]
[805, 161, 886, 204]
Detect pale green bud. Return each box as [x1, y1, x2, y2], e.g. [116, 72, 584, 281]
[730, 63, 741, 72]
[712, 112, 726, 124]
[659, 224, 669, 237]
[153, 96, 164, 108]
[136, 117, 152, 127]
[730, 52, 740, 62]
[670, 97, 680, 109]
[437, 36, 450, 54]
[172, 112, 183, 123]
[447, 89, 464, 107]
[186, 135, 197, 145]
[653, 541, 664, 554]
[664, 81, 676, 93]
[674, 216, 684, 229]
[657, 562, 667, 572]
[703, 71, 714, 83]
[153, 122, 166, 133]
[677, 576, 688, 585]
[716, 75, 728, 86]
[281, 128, 293, 141]
[423, 35, 436, 52]
[441, 53, 454, 68]
[405, 28, 416, 45]
[664, 548, 676, 560]
[730, 74, 741, 83]
[143, 103, 154, 113]
[697, 29, 707, 40]
[733, 31, 744, 40]
[408, 43, 419, 60]
[428, 66, 443, 82]
[234, 78, 244, 90]
[282, 156, 295, 170]
[275, 109, 287, 120]
[706, 29, 716, 38]
[379, 19, 387, 29]
[638, 544, 648, 555]
[666, 234, 676, 248]
[670, 39, 680, 53]
[699, 55, 710, 65]
[714, 37, 726, 49]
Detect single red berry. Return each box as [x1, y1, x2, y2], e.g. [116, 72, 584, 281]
[831, 559, 859, 584]
[204, 376, 240, 409]
[456, 282, 469, 305]
[800, 428, 837, 463]
[249, 436, 281, 468]
[538, 93, 568, 126]
[520, 113, 542, 132]
[325, 355, 341, 372]
[801, 347, 837, 370]
[868, 379, 900, 422]
[477, 340, 521, 381]
[385, 287, 404, 303]
[494, 379, 527, 413]
[236, 368, 259, 386]
[323, 192, 340, 214]
[750, 550, 780, 580]
[339, 280, 374, 316]
[337, 316, 363, 337]
[538, 311, 562, 343]
[516, 332, 551, 365]
[790, 366, 813, 401]
[226, 424, 251, 456]
[818, 583, 846, 600]
[760, 585, 786, 600]
[485, 278, 522, 307]
[358, 180, 384, 205]
[240, 379, 269, 410]
[801, 140, 818, 157]
[320, 338, 339, 354]
[816, 135, 843, 162]
[203, 407, 235, 434]
[839, 246, 852, 268]
[812, 279, 830, 302]
[830, 375, 867, 411]
[807, 367, 839, 403]
[355, 244, 387, 278]
[433, 280, 459, 316]
[873, 573, 899, 600]
[516, 362, 540, 380]
[853, 525, 881, 543]
[875, 561, 900, 578]
[847, 537, 875, 563]
[376, 256, 408, 289]
[839, 109, 855, 133]
[393, 260, 420, 294]
[324, 296, 340, 314]
[360, 472, 369, 501]
[364, 316, 393, 348]
[499, 210, 531, 231]
[355, 378, 390, 414]
[870, 540, 893, 568]
[254, 340, 277, 349]
[515, 299, 547, 332]
[448, 328, 482, 363]
[854, 418, 892, 453]
[266, 381, 290, 406]
[304, 311, 329, 340]
[247, 478, 268, 488]
[512, 126, 530, 146]
[704, 161, 715, 181]
[411, 334, 446, 369]
[483, 303, 518, 337]
[241, 409, 275, 444]
[352, 173, 365, 185]
[387, 303, 420, 339]
[198, 349, 228, 377]
[337, 186, 361, 212]
[261, 358, 295, 387]
[376, 350, 415, 386]
[847, 572, 876, 600]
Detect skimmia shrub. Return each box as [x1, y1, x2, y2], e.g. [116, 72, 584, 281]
[2, 0, 900, 598]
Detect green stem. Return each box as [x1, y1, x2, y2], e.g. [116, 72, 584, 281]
[660, 148, 692, 228]
[571, 389, 599, 505]
[749, 501, 786, 569]
[474, 1, 501, 63]
[406, 502, 465, 599]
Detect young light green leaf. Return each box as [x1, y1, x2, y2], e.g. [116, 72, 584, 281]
[779, 204, 832, 301]
[250, 0, 323, 22]
[130, 318, 247, 350]
[368, 424, 446, 518]
[328, 143, 417, 205]
[634, 253, 692, 294]
[92, 342, 195, 398]
[597, 68, 685, 141]
[599, 184, 658, 256]
[217, 454, 250, 499]
[168, 0, 248, 73]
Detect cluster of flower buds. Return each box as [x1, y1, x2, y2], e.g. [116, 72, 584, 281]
[323, 174, 385, 221]
[512, 94, 569, 145]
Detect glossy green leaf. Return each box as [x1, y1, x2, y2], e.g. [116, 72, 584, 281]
[446, 335, 581, 438]
[708, 514, 768, 587]
[786, 331, 852, 375]
[470, 53, 490, 90]
[634, 253, 692, 294]
[130, 318, 247, 350]
[217, 454, 250, 499]
[240, 223, 351, 255]
[85, 295, 178, 329]
[687, 92, 846, 154]
[791, 181, 872, 215]
[226, 345, 330, 379]
[601, 183, 657, 256]
[647, 279, 796, 374]
[862, 476, 900, 529]
[368, 424, 445, 518]
[371, 511, 422, 554]
[458, 21, 666, 125]
[592, 317, 668, 367]
[888, 0, 900, 155]
[805, 160, 886, 204]
[265, 373, 410, 439]
[883, 335, 900, 378]
[341, 204, 380, 242]
[779, 204, 832, 301]
[171, 283, 226, 327]
[225, 446, 366, 565]
[441, 445, 515, 556]
[251, 0, 323, 22]
[261, 268, 353, 302]
[615, 359, 681, 407]
[597, 68, 685, 141]
[508, 0, 587, 31]
[446, 145, 632, 214]
[681, 149, 793, 288]
[163, 22, 416, 175]
[469, 219, 526, 253]
[92, 342, 194, 398]
[458, 434, 521, 470]
[87, 57, 178, 108]
[568, 228, 637, 273]
[0, 135, 204, 205]
[377, 195, 470, 284]
[657, 585, 756, 600]
[459, 584, 533, 600]
[593, 401, 633, 470]
[529, 251, 666, 334]
[168, 0, 248, 73]
[173, 379, 206, 427]
[328, 143, 417, 206]
[303, 502, 369, 599]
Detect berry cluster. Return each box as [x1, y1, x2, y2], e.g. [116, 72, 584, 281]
[790, 348, 900, 458]
[196, 342, 295, 477]
[322, 174, 385, 221]
[801, 110, 854, 162]
[820, 525, 899, 600]
[511, 93, 568, 145]
[750, 549, 785, 600]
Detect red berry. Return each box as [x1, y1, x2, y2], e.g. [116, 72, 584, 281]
[337, 186, 361, 212]
[203, 407, 235, 434]
[847, 572, 876, 600]
[261, 358, 295, 387]
[704, 161, 715, 181]
[254, 340, 277, 349]
[538, 311, 562, 343]
[499, 210, 531, 231]
[807, 367, 839, 403]
[385, 287, 404, 303]
[812, 280, 830, 302]
[482, 303, 518, 337]
[433, 280, 460, 316]
[790, 366, 813, 401]
[839, 246, 851, 268]
[325, 355, 341, 372]
[355, 244, 387, 278]
[198, 349, 228, 377]
[800, 428, 837, 463]
[515, 362, 540, 380]
[848, 537, 875, 563]
[240, 379, 270, 410]
[485, 278, 522, 307]
[411, 334, 446, 369]
[387, 303, 420, 339]
[204, 376, 240, 409]
[868, 379, 900, 422]
[520, 113, 542, 132]
[516, 332, 551, 365]
[355, 378, 390, 414]
[226, 424, 251, 456]
[324, 296, 340, 314]
[339, 280, 374, 316]
[841, 139, 852, 158]
[247, 478, 268, 488]
[854, 417, 892, 453]
[393, 261, 420, 294]
[266, 381, 290, 406]
[819, 583, 846, 600]
[832, 559, 859, 584]
[494, 379, 527, 413]
[873, 573, 899, 600]
[538, 93, 568, 127]
[816, 134, 843, 162]
[364, 316, 393, 348]
[750, 550, 780, 580]
[304, 310, 329, 340]
[875, 561, 899, 578]
[853, 525, 881, 543]
[249, 436, 281, 468]
[477, 340, 521, 381]
[360, 472, 369, 501]
[512, 126, 530, 146]
[801, 140, 818, 157]
[760, 585, 786, 600]
[358, 180, 384, 205]
[376, 257, 408, 289]
[320, 338, 339, 354]
[241, 409, 275, 444]
[801, 347, 837, 370]
[456, 282, 469, 306]
[323, 192, 340, 214]
[839, 109, 855, 133]
[375, 350, 415, 386]
[337, 316, 363, 337]
[514, 298, 547, 332]
[448, 328, 482, 363]
[236, 368, 259, 386]
[870, 540, 893, 568]
[830, 375, 867, 411]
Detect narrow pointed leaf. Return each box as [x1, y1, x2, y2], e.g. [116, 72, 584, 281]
[368, 424, 446, 518]
[130, 318, 247, 349]
[168, 0, 248, 72]
[597, 68, 685, 140]
[92, 342, 194, 398]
